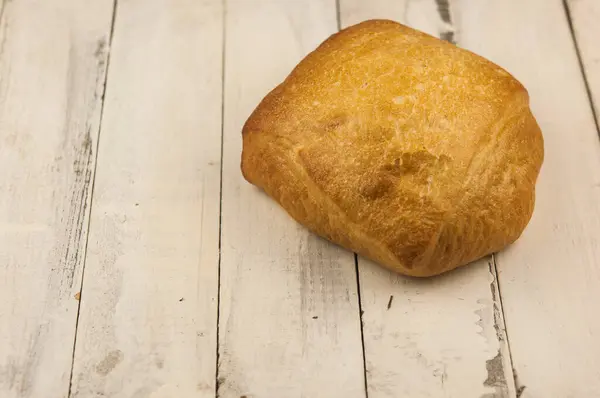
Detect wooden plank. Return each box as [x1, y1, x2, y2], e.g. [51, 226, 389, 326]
[566, 0, 600, 127]
[457, 0, 600, 396]
[218, 1, 366, 397]
[0, 1, 114, 397]
[339, 1, 517, 397]
[69, 0, 223, 396]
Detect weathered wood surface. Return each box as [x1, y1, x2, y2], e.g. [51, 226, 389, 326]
[0, 1, 114, 397]
[69, 0, 223, 396]
[218, 1, 366, 397]
[1, 0, 599, 397]
[340, 1, 515, 397]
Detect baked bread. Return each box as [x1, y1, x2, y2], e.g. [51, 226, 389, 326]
[241, 19, 544, 277]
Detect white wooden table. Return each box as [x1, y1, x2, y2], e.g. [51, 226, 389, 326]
[1, 0, 599, 397]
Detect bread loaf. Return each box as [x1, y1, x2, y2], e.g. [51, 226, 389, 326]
[241, 20, 544, 277]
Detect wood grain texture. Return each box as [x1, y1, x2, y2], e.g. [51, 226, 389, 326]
[566, 0, 600, 129]
[0, 1, 114, 397]
[339, 1, 516, 397]
[218, 1, 366, 397]
[458, 0, 600, 396]
[69, 0, 223, 396]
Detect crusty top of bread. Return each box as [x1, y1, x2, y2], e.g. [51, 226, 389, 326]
[241, 19, 544, 277]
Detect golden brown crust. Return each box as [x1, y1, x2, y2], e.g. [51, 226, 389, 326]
[241, 19, 544, 277]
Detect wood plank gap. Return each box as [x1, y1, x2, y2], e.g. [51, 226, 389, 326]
[433, 0, 456, 44]
[354, 253, 369, 398]
[562, 0, 600, 137]
[0, 1, 6, 34]
[215, 0, 228, 396]
[66, 1, 120, 397]
[334, 1, 367, 395]
[335, 0, 341, 31]
[490, 254, 521, 397]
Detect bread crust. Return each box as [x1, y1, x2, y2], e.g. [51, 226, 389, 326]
[241, 19, 544, 277]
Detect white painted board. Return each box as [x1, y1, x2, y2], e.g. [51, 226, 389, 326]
[218, 0, 366, 397]
[0, 1, 114, 397]
[69, 0, 223, 396]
